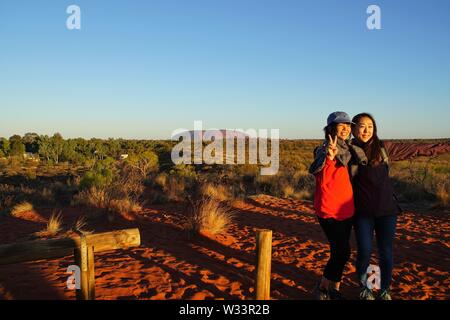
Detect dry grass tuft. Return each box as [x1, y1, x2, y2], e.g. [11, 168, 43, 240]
[184, 198, 235, 235]
[200, 183, 232, 202]
[72, 216, 93, 235]
[35, 210, 63, 237]
[71, 187, 109, 209]
[108, 198, 142, 214]
[281, 184, 295, 198]
[435, 182, 449, 208]
[10, 201, 33, 217]
[72, 186, 142, 221]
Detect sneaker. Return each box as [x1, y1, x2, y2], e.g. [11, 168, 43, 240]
[378, 289, 392, 300]
[328, 287, 346, 300]
[359, 287, 376, 300]
[313, 282, 329, 300]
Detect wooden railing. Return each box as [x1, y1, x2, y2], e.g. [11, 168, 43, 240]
[0, 228, 140, 300]
[1, 228, 274, 300]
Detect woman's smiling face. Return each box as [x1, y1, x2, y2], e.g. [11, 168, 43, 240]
[353, 116, 374, 143]
[336, 123, 351, 140]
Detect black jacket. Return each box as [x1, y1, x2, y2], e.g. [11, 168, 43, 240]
[351, 140, 450, 217]
[352, 162, 400, 217]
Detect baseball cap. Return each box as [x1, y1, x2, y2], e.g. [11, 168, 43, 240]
[327, 111, 354, 126]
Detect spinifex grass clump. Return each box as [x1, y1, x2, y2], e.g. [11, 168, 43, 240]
[184, 197, 235, 236]
[34, 210, 63, 237]
[200, 182, 232, 202]
[10, 201, 33, 217]
[72, 159, 144, 219]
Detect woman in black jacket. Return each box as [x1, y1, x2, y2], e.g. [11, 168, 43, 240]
[350, 113, 450, 300]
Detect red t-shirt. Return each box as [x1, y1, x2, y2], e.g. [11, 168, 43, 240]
[314, 158, 354, 221]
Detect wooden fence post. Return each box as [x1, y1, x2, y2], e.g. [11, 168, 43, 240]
[255, 229, 272, 300]
[74, 235, 95, 300]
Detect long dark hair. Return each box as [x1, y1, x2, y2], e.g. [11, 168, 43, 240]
[351, 113, 383, 165]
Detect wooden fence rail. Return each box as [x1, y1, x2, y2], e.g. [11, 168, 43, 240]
[0, 228, 140, 300]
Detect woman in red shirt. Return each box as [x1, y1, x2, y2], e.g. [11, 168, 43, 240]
[309, 111, 355, 300]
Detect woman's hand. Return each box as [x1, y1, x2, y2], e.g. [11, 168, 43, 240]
[327, 134, 338, 160]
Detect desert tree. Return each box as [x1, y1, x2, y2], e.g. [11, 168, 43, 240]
[9, 135, 25, 157]
[107, 138, 122, 158]
[36, 133, 64, 163]
[61, 139, 84, 163]
[51, 133, 64, 163]
[0, 138, 10, 157]
[22, 132, 40, 153]
[38, 135, 53, 162]
[126, 150, 159, 179]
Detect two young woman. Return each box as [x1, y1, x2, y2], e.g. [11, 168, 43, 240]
[310, 111, 449, 300]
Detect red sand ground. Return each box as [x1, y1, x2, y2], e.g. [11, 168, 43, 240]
[0, 195, 449, 300]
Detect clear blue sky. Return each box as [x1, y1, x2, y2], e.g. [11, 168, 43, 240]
[1, 0, 449, 139]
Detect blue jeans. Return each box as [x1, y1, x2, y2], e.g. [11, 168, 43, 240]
[354, 214, 397, 291]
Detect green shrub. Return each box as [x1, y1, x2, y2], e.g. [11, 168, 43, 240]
[79, 159, 115, 190]
[80, 169, 113, 190]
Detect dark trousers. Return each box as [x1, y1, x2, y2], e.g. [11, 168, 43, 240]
[318, 217, 353, 282]
[354, 214, 397, 291]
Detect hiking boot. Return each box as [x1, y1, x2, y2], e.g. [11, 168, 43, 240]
[378, 289, 392, 300]
[359, 287, 375, 300]
[328, 287, 346, 300]
[313, 282, 329, 300]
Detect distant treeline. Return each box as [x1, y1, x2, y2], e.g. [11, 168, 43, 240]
[0, 133, 178, 166]
[1, 133, 447, 169]
[0, 133, 311, 168]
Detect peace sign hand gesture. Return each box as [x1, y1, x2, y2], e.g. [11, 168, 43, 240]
[326, 134, 338, 160]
